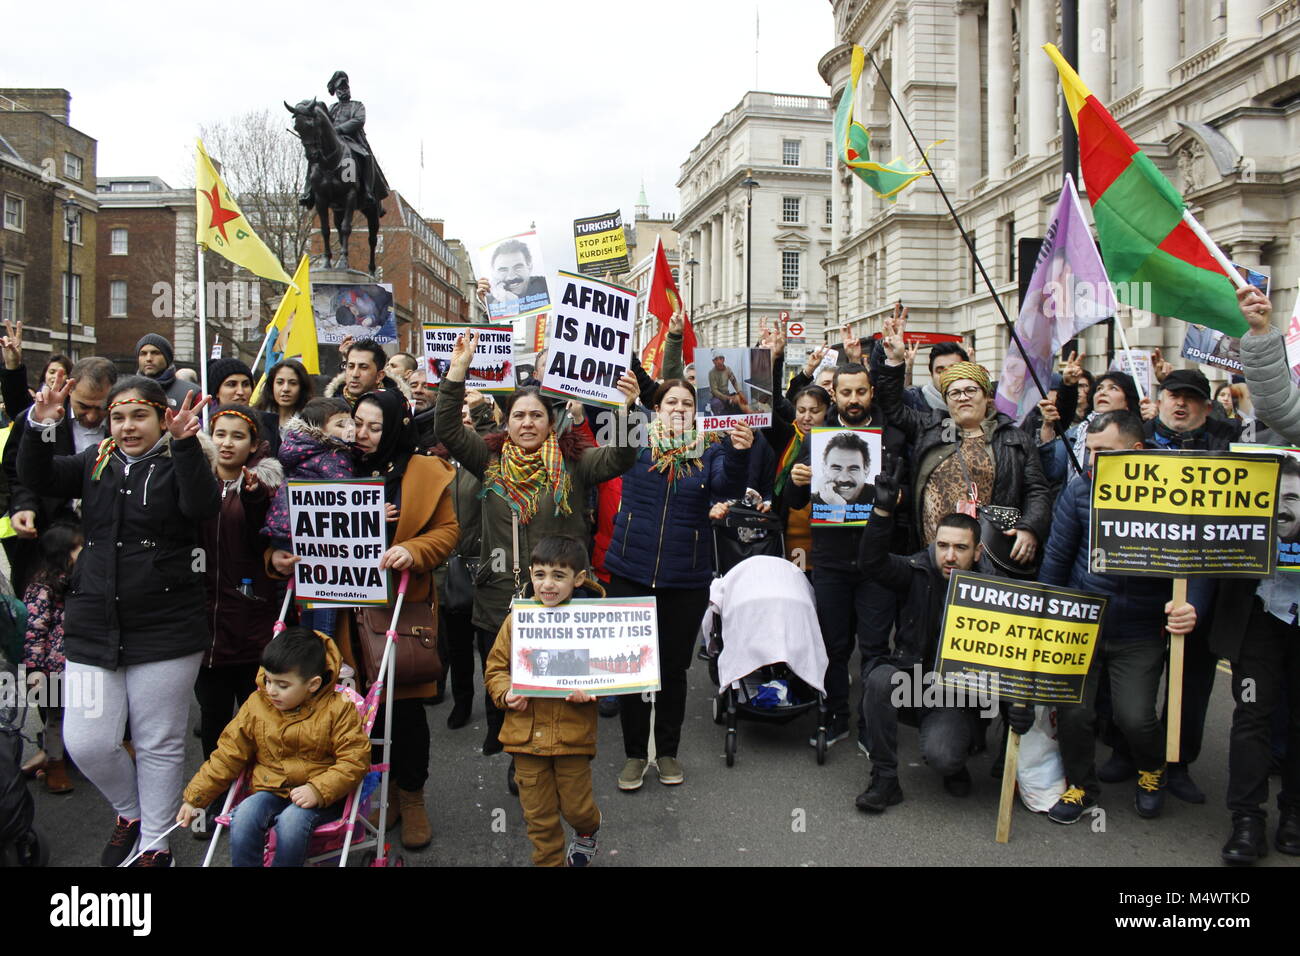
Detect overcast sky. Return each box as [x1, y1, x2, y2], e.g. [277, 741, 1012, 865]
[8, 0, 834, 275]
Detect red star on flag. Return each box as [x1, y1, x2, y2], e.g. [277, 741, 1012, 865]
[202, 184, 240, 242]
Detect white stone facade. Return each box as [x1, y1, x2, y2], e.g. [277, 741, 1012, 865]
[821, 0, 1300, 385]
[675, 92, 834, 349]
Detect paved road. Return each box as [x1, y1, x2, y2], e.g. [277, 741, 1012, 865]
[12, 651, 1294, 868]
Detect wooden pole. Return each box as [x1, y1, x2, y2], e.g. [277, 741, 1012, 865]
[1165, 577, 1188, 763]
[995, 728, 1022, 843]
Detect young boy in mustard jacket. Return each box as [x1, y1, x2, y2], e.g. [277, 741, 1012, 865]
[486, 535, 601, 867]
[178, 627, 369, 866]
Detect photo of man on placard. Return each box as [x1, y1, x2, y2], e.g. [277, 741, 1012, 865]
[809, 426, 882, 525]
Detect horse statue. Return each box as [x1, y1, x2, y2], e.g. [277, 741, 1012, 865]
[285, 98, 382, 274]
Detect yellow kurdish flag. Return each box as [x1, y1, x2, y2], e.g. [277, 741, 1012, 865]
[195, 138, 296, 287]
[267, 255, 319, 375]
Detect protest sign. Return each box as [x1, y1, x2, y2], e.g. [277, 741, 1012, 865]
[312, 283, 397, 345]
[936, 572, 1105, 707]
[1231, 444, 1300, 572]
[288, 478, 389, 606]
[809, 427, 882, 525]
[573, 211, 629, 276]
[476, 230, 551, 321]
[1109, 349, 1152, 396]
[695, 347, 774, 433]
[1179, 263, 1269, 375]
[1089, 450, 1280, 578]
[510, 597, 660, 697]
[539, 272, 636, 408]
[423, 324, 515, 393]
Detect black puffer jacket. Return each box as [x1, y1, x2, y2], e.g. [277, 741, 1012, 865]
[18, 428, 222, 669]
[874, 361, 1052, 546]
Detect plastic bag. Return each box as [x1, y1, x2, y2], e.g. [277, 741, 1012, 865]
[1016, 706, 1066, 812]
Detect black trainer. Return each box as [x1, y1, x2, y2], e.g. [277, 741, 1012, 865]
[1098, 748, 1136, 783]
[1166, 764, 1205, 804]
[130, 849, 175, 868]
[101, 816, 141, 868]
[943, 767, 973, 798]
[1134, 768, 1166, 819]
[1221, 815, 1268, 865]
[855, 775, 903, 813]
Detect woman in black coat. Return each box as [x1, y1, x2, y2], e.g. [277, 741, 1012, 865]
[20, 376, 219, 867]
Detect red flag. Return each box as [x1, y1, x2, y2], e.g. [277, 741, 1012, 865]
[641, 237, 695, 376]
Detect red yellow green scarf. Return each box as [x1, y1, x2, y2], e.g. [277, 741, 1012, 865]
[773, 422, 806, 495]
[647, 418, 715, 485]
[481, 432, 572, 524]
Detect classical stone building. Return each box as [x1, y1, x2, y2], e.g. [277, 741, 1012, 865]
[625, 185, 681, 351]
[676, 92, 834, 350]
[0, 88, 98, 366]
[819, 0, 1300, 386]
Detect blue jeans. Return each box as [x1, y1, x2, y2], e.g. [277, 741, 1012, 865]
[230, 790, 342, 867]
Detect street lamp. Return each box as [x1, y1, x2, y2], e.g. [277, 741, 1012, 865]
[685, 255, 699, 321]
[63, 197, 77, 357]
[741, 174, 759, 347]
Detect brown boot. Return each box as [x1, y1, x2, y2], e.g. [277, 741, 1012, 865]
[43, 759, 74, 794]
[397, 788, 431, 850]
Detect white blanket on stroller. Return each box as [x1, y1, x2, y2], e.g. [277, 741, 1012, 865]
[705, 556, 828, 696]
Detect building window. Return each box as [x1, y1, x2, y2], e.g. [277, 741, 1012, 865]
[110, 280, 127, 317]
[825, 141, 834, 167]
[969, 234, 978, 295]
[782, 251, 800, 295]
[3, 194, 23, 231]
[782, 197, 801, 223]
[110, 228, 128, 255]
[2, 273, 20, 323]
[1004, 217, 1016, 283]
[825, 197, 834, 225]
[62, 273, 81, 323]
[64, 153, 83, 181]
[67, 211, 82, 245]
[782, 140, 801, 167]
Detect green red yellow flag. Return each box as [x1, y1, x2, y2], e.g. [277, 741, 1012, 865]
[834, 45, 934, 201]
[1043, 44, 1246, 337]
[195, 138, 296, 287]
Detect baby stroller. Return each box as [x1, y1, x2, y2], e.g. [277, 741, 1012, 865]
[0, 574, 47, 867]
[704, 509, 830, 766]
[202, 572, 412, 868]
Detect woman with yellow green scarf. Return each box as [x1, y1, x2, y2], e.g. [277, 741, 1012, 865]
[604, 379, 753, 792]
[435, 331, 639, 756]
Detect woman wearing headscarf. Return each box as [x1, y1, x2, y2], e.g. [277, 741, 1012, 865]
[269, 387, 458, 852]
[434, 331, 639, 757]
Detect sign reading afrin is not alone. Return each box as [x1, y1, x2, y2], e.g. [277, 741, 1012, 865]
[288, 477, 390, 606]
[540, 271, 636, 408]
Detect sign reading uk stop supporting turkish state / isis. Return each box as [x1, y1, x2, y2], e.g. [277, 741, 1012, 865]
[288, 477, 390, 606]
[1089, 450, 1280, 578]
[539, 271, 636, 408]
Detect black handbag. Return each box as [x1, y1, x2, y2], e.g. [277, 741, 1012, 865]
[438, 466, 479, 615]
[954, 441, 1042, 580]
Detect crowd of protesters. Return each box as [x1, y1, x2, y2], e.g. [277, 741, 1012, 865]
[1, 279, 1296, 868]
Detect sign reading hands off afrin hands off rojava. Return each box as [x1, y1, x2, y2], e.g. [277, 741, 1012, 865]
[936, 572, 1105, 706]
[539, 272, 636, 409]
[510, 598, 660, 698]
[1089, 450, 1281, 578]
[288, 477, 390, 606]
[423, 324, 514, 393]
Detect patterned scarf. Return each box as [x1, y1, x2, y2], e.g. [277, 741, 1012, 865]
[647, 418, 711, 485]
[480, 432, 571, 524]
[773, 422, 806, 496]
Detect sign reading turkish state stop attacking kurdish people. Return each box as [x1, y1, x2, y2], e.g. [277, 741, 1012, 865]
[572, 211, 629, 276]
[510, 597, 660, 698]
[423, 323, 514, 393]
[1089, 450, 1281, 578]
[539, 272, 636, 408]
[288, 478, 389, 606]
[936, 572, 1105, 706]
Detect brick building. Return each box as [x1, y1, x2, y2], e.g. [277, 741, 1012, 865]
[0, 88, 99, 367]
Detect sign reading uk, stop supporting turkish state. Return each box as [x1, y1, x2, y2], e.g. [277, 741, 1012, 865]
[539, 271, 636, 408]
[288, 477, 389, 606]
[936, 572, 1105, 705]
[510, 597, 660, 698]
[1089, 449, 1280, 578]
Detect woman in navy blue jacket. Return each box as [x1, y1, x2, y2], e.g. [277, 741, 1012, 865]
[604, 378, 752, 791]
